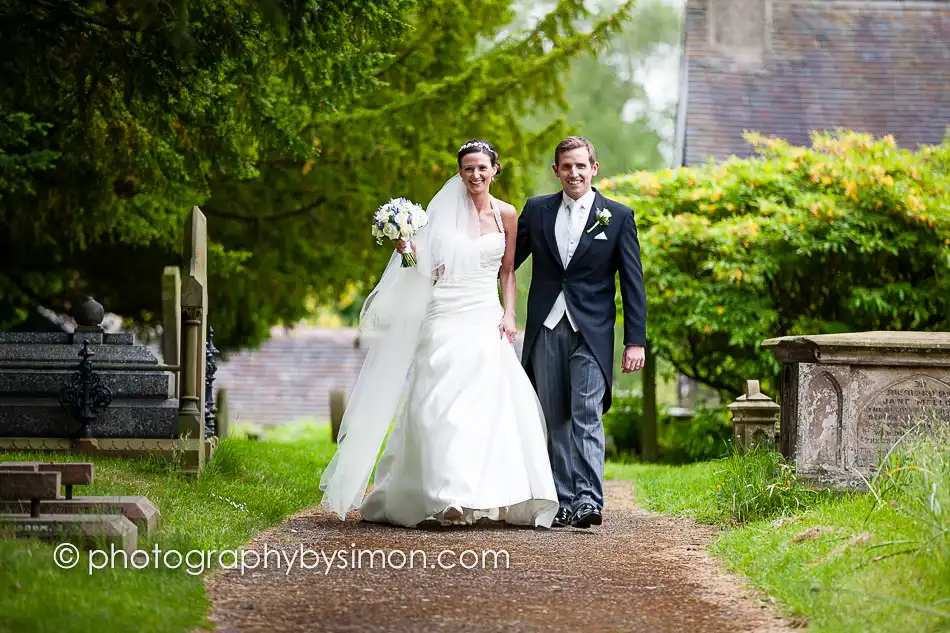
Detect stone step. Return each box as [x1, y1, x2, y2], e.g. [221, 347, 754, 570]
[0, 369, 173, 399]
[0, 513, 137, 554]
[0, 398, 179, 438]
[0, 495, 159, 536]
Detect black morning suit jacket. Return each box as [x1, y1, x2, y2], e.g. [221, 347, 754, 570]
[514, 187, 647, 413]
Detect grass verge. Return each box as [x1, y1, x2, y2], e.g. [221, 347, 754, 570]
[0, 423, 337, 633]
[622, 438, 950, 633]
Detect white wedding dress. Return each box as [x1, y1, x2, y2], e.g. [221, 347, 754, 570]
[358, 201, 559, 528]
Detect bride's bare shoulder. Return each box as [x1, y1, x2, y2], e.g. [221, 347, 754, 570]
[493, 198, 517, 219]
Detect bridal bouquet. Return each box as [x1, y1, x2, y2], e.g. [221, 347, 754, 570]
[372, 197, 428, 267]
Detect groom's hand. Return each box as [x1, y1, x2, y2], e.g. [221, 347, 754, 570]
[622, 345, 645, 373]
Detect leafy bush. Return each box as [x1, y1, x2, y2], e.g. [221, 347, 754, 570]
[602, 130, 950, 397]
[658, 403, 732, 463]
[603, 391, 732, 463]
[602, 389, 649, 459]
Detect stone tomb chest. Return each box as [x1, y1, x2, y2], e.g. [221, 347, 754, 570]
[0, 331, 177, 440]
[762, 331, 950, 489]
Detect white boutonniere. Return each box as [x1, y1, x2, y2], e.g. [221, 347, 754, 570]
[586, 207, 611, 233]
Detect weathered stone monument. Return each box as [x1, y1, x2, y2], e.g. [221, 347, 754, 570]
[215, 387, 229, 440]
[762, 331, 950, 489]
[727, 379, 780, 451]
[162, 266, 181, 395]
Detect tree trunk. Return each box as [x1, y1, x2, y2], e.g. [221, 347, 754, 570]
[641, 338, 658, 463]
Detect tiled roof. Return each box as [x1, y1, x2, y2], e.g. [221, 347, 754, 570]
[678, 0, 950, 166]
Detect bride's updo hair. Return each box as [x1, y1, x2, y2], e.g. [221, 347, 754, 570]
[457, 139, 501, 173]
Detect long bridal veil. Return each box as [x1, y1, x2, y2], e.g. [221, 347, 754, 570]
[319, 174, 483, 518]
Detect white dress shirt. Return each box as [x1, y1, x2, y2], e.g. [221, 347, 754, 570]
[544, 188, 597, 331]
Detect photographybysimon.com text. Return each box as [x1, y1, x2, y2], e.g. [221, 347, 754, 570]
[52, 542, 512, 576]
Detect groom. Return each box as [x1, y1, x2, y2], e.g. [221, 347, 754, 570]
[515, 136, 646, 529]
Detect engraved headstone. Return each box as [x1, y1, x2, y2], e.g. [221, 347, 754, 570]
[762, 331, 950, 489]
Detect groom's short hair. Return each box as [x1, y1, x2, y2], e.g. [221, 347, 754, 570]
[554, 136, 596, 166]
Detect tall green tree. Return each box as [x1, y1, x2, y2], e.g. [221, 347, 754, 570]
[0, 0, 633, 350]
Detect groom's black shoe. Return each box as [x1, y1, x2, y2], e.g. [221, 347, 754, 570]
[571, 503, 602, 529]
[552, 507, 572, 528]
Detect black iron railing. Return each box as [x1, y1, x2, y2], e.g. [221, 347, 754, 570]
[57, 340, 113, 438]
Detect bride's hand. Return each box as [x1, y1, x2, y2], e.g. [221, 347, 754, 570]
[499, 312, 517, 344]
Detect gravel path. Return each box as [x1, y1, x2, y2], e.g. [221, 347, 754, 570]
[203, 481, 801, 633]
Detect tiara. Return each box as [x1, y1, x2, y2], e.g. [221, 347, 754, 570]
[459, 140, 491, 152]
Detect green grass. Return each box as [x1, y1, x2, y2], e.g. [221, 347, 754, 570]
[606, 459, 723, 521]
[0, 422, 337, 633]
[623, 440, 950, 633]
[230, 417, 330, 442]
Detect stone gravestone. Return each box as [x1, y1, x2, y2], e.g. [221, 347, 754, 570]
[215, 387, 229, 440]
[329, 389, 348, 443]
[727, 379, 780, 451]
[762, 331, 950, 489]
[177, 207, 209, 473]
[0, 467, 138, 553]
[0, 461, 160, 538]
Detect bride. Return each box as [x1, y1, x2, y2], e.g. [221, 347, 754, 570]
[319, 140, 558, 528]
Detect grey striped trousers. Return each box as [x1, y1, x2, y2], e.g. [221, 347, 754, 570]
[531, 317, 606, 512]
